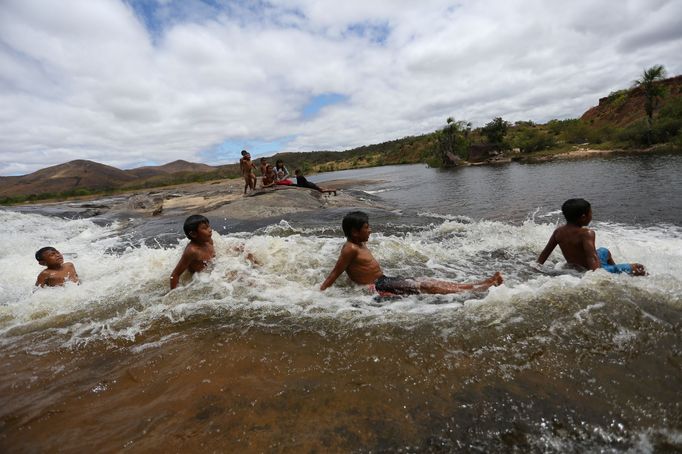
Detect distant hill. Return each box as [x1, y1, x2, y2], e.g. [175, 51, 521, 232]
[0, 159, 137, 198]
[126, 160, 215, 178]
[0, 159, 238, 200]
[581, 75, 682, 127]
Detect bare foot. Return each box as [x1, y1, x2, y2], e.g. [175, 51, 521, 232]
[631, 263, 646, 276]
[488, 271, 503, 286]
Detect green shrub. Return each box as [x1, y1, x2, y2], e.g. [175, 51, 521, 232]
[511, 127, 557, 152]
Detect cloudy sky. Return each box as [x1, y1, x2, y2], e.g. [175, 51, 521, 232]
[1, 0, 681, 175]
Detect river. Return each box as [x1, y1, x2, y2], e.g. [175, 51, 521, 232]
[1, 153, 681, 452]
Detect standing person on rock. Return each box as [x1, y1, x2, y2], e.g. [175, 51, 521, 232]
[239, 150, 257, 194]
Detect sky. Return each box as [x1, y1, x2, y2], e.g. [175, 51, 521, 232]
[1, 0, 681, 175]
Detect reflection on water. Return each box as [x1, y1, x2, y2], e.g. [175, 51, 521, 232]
[1, 154, 682, 451]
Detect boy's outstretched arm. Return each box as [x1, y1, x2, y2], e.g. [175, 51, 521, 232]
[170, 251, 193, 290]
[320, 243, 357, 291]
[537, 231, 558, 264]
[582, 230, 600, 271]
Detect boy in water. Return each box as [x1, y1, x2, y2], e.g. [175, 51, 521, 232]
[239, 150, 257, 194]
[170, 215, 216, 289]
[320, 211, 503, 294]
[35, 247, 79, 287]
[537, 198, 646, 275]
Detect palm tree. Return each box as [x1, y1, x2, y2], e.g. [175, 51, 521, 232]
[634, 64, 667, 143]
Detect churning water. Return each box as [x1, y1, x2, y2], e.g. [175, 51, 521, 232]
[1, 154, 681, 452]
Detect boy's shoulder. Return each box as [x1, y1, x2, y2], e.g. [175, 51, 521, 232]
[342, 240, 361, 250]
[555, 224, 594, 240]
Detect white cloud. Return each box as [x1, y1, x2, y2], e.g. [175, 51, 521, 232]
[0, 0, 681, 175]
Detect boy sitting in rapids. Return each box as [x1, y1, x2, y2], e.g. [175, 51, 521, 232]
[537, 198, 646, 275]
[35, 247, 79, 287]
[170, 215, 215, 289]
[320, 211, 503, 295]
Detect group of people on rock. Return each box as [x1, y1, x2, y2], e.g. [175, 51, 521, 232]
[239, 150, 336, 195]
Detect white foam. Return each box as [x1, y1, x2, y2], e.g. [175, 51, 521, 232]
[1, 210, 680, 345]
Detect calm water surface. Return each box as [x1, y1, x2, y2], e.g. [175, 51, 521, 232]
[311, 153, 682, 225]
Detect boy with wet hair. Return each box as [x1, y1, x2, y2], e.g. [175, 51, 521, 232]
[320, 211, 503, 294]
[170, 214, 216, 289]
[537, 198, 646, 275]
[35, 246, 79, 287]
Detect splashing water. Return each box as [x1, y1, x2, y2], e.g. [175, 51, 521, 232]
[1, 207, 681, 452]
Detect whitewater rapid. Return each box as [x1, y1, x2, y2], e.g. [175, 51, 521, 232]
[1, 209, 680, 349]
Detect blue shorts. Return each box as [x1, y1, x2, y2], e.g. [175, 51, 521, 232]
[596, 247, 632, 274]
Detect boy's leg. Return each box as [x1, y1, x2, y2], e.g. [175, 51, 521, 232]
[596, 247, 613, 266]
[597, 247, 645, 275]
[416, 272, 503, 294]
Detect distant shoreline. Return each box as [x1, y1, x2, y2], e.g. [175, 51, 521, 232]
[1, 146, 680, 207]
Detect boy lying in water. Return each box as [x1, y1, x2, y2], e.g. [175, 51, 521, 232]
[320, 211, 503, 295]
[35, 246, 79, 287]
[537, 198, 646, 275]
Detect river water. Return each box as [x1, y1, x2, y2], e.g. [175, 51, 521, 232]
[1, 154, 681, 452]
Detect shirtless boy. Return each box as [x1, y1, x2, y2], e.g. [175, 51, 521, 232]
[537, 198, 646, 275]
[170, 215, 216, 289]
[320, 211, 503, 294]
[239, 150, 257, 194]
[35, 247, 79, 287]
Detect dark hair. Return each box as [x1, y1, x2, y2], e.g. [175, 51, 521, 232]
[342, 211, 369, 239]
[561, 198, 591, 223]
[294, 168, 301, 175]
[241, 150, 248, 156]
[35, 246, 56, 261]
[183, 214, 210, 239]
[275, 160, 284, 169]
[260, 157, 266, 161]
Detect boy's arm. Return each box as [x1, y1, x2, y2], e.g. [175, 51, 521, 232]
[170, 248, 194, 289]
[320, 243, 357, 291]
[582, 230, 600, 271]
[35, 270, 48, 287]
[537, 231, 558, 264]
[66, 263, 80, 283]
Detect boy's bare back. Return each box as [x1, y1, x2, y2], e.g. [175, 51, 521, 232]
[540, 224, 599, 271]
